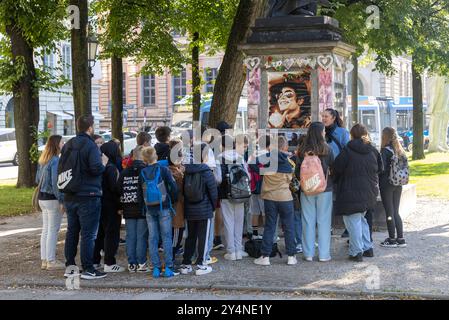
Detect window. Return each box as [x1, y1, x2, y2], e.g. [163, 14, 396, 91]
[142, 75, 156, 105]
[360, 110, 377, 133]
[205, 68, 218, 92]
[123, 73, 126, 105]
[173, 69, 187, 103]
[43, 52, 55, 75]
[62, 45, 72, 80]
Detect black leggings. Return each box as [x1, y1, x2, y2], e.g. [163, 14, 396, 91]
[172, 227, 185, 255]
[182, 220, 210, 266]
[380, 183, 403, 239]
[93, 206, 122, 266]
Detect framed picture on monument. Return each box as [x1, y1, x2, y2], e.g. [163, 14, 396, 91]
[267, 69, 312, 129]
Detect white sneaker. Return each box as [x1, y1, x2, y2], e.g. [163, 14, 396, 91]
[128, 264, 137, 272]
[93, 263, 103, 269]
[195, 264, 212, 276]
[41, 260, 47, 270]
[64, 265, 79, 278]
[319, 257, 332, 262]
[287, 256, 298, 265]
[254, 256, 270, 266]
[304, 257, 313, 262]
[240, 251, 249, 257]
[46, 260, 66, 271]
[137, 263, 150, 273]
[224, 252, 237, 261]
[104, 264, 125, 273]
[180, 264, 193, 275]
[235, 252, 242, 260]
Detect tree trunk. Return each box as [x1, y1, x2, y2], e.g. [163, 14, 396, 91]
[6, 24, 39, 188]
[209, 0, 268, 129]
[192, 32, 201, 122]
[71, 0, 90, 124]
[351, 55, 359, 126]
[412, 59, 425, 160]
[111, 56, 124, 151]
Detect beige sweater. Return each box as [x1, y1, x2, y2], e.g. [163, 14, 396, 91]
[261, 172, 293, 202]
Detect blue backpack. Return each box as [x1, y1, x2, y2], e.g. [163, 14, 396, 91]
[141, 166, 167, 210]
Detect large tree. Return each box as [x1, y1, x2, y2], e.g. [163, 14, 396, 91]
[208, 0, 268, 129]
[93, 0, 184, 147]
[0, 0, 66, 188]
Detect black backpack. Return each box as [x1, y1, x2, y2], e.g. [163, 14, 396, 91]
[184, 171, 205, 203]
[244, 239, 282, 258]
[57, 138, 87, 193]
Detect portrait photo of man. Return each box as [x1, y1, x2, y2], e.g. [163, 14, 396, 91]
[268, 70, 312, 129]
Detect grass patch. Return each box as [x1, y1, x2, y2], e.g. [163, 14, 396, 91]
[409, 152, 449, 199]
[0, 179, 34, 217]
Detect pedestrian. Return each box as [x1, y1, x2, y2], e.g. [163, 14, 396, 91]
[93, 140, 124, 273]
[61, 115, 107, 280]
[379, 127, 408, 248]
[154, 126, 171, 161]
[333, 124, 383, 262]
[122, 131, 152, 169]
[322, 108, 351, 238]
[36, 135, 65, 271]
[254, 136, 297, 266]
[168, 139, 186, 265]
[295, 122, 334, 262]
[93, 134, 105, 149]
[248, 135, 271, 240]
[118, 145, 149, 273]
[180, 143, 218, 275]
[141, 146, 178, 278]
[218, 135, 251, 261]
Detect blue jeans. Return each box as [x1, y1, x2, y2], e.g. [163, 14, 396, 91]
[261, 200, 296, 257]
[146, 207, 173, 269]
[126, 218, 149, 265]
[343, 212, 373, 256]
[300, 191, 333, 260]
[64, 197, 101, 272]
[294, 209, 302, 246]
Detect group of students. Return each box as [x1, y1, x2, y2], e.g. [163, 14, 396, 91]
[34, 108, 408, 280]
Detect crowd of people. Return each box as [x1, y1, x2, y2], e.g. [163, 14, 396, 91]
[34, 108, 409, 280]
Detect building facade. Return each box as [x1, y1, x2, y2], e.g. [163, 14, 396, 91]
[98, 51, 224, 130]
[0, 40, 101, 136]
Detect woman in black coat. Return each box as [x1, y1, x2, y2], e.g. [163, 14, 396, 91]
[333, 124, 383, 262]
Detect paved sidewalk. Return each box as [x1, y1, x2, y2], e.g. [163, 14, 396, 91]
[1, 197, 448, 298]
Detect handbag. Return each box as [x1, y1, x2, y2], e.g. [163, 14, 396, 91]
[32, 168, 45, 213]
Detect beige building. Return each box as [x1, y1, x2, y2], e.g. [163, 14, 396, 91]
[98, 51, 224, 131]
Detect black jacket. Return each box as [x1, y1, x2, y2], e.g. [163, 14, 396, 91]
[184, 164, 218, 220]
[62, 133, 105, 199]
[333, 139, 383, 215]
[379, 145, 394, 187]
[118, 160, 147, 219]
[100, 141, 121, 211]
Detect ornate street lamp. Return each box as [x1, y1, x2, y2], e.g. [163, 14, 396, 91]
[87, 32, 99, 114]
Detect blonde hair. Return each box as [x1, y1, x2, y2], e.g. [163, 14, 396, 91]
[381, 127, 405, 156]
[133, 145, 144, 161]
[142, 146, 158, 164]
[39, 135, 62, 165]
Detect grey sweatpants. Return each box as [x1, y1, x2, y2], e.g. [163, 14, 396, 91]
[221, 199, 245, 254]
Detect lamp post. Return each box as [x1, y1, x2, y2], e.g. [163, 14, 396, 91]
[87, 33, 99, 115]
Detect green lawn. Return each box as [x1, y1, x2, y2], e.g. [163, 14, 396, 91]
[409, 152, 449, 199]
[0, 180, 34, 217]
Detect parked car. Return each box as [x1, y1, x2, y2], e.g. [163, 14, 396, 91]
[0, 129, 18, 166]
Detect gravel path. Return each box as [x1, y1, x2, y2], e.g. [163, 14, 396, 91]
[1, 197, 448, 298]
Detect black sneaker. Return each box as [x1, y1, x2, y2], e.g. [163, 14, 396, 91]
[363, 248, 374, 257]
[349, 252, 363, 262]
[81, 269, 107, 280]
[396, 238, 407, 248]
[380, 238, 398, 248]
[213, 237, 224, 250]
[341, 229, 349, 238]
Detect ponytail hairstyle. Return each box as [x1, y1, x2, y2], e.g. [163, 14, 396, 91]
[381, 127, 405, 156]
[350, 124, 371, 145]
[324, 108, 344, 127]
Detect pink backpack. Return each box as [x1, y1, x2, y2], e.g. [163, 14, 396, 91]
[300, 152, 327, 196]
